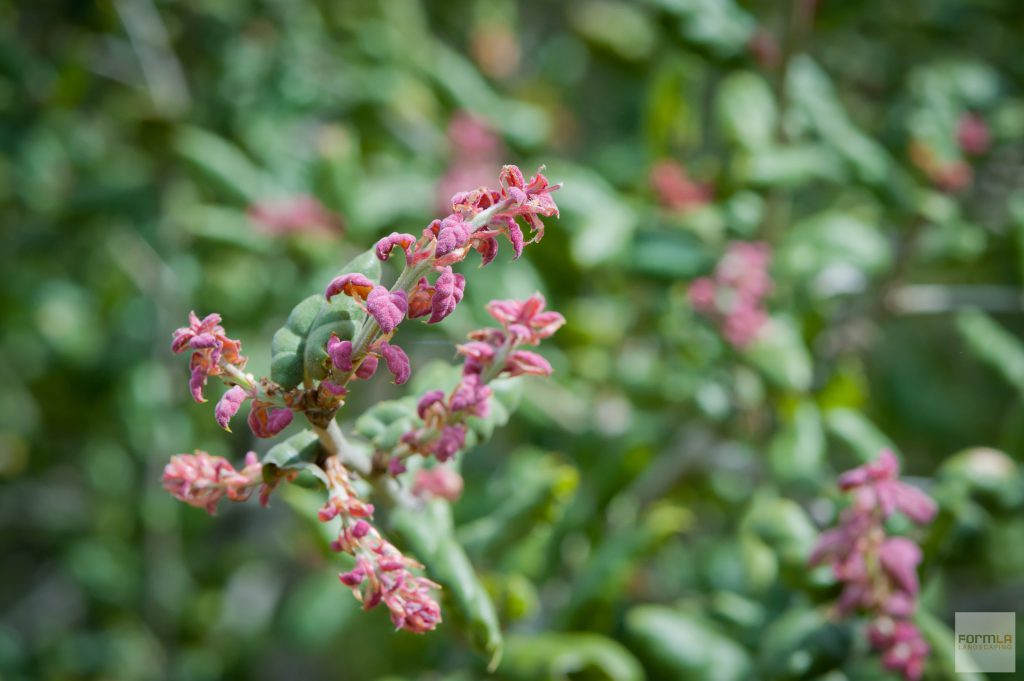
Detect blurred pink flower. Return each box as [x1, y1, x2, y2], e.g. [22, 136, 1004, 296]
[162, 450, 262, 514]
[688, 242, 773, 348]
[247, 195, 339, 236]
[810, 450, 936, 681]
[650, 160, 713, 213]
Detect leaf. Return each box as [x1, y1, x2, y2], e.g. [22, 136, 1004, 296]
[742, 316, 813, 392]
[559, 503, 690, 627]
[261, 429, 326, 485]
[270, 294, 325, 390]
[740, 495, 818, 569]
[174, 126, 273, 203]
[957, 309, 1024, 393]
[557, 165, 638, 267]
[824, 408, 897, 463]
[457, 452, 579, 558]
[938, 447, 1023, 509]
[569, 1, 656, 62]
[625, 605, 751, 681]
[392, 500, 503, 667]
[500, 632, 644, 681]
[353, 398, 419, 451]
[269, 249, 381, 390]
[757, 607, 850, 679]
[769, 400, 825, 486]
[737, 144, 845, 187]
[717, 71, 777, 149]
[777, 212, 892, 289]
[302, 250, 381, 382]
[628, 229, 711, 279]
[649, 0, 756, 59]
[787, 56, 893, 185]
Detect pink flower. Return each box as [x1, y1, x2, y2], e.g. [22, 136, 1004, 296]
[162, 450, 262, 514]
[496, 165, 560, 242]
[810, 449, 937, 681]
[869, 618, 930, 681]
[366, 287, 408, 335]
[879, 537, 922, 596]
[417, 390, 446, 419]
[214, 386, 249, 431]
[839, 450, 937, 523]
[319, 457, 441, 634]
[327, 335, 354, 372]
[432, 425, 467, 462]
[433, 216, 473, 258]
[505, 350, 553, 377]
[688, 278, 716, 311]
[247, 195, 338, 236]
[355, 355, 378, 380]
[449, 373, 491, 417]
[408, 278, 434, 319]
[413, 466, 464, 501]
[650, 160, 713, 213]
[689, 241, 773, 348]
[456, 340, 497, 375]
[375, 232, 417, 265]
[325, 273, 376, 302]
[379, 342, 411, 385]
[247, 401, 294, 438]
[428, 267, 465, 324]
[957, 113, 990, 156]
[171, 312, 247, 402]
[485, 293, 566, 345]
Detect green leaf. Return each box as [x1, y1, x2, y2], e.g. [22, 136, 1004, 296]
[560, 503, 690, 627]
[777, 211, 891, 289]
[500, 632, 644, 681]
[457, 452, 579, 558]
[742, 316, 813, 392]
[650, 0, 756, 59]
[625, 605, 751, 681]
[392, 500, 503, 667]
[354, 398, 419, 451]
[788, 56, 892, 185]
[269, 249, 380, 390]
[737, 144, 845, 187]
[938, 447, 1023, 509]
[757, 607, 850, 679]
[741, 495, 817, 568]
[270, 294, 325, 390]
[957, 309, 1024, 393]
[261, 429, 326, 485]
[557, 165, 638, 267]
[174, 126, 273, 203]
[769, 401, 825, 487]
[717, 72, 777, 149]
[824, 408, 896, 463]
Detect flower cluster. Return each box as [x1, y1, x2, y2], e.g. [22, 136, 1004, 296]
[650, 160, 713, 213]
[162, 450, 266, 514]
[688, 241, 772, 347]
[320, 456, 442, 633]
[810, 450, 937, 681]
[171, 312, 248, 403]
[164, 163, 563, 635]
[394, 293, 564, 471]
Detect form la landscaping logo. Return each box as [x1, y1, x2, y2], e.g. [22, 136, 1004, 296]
[955, 612, 1015, 673]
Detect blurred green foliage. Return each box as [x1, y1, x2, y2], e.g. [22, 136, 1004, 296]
[2, 0, 1024, 679]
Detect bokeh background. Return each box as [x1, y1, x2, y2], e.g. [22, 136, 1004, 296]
[3, 0, 1024, 679]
